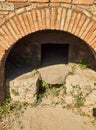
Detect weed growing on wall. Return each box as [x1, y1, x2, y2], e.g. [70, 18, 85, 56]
[61, 81, 67, 95]
[0, 98, 12, 118]
[71, 85, 86, 108]
[0, 99, 28, 119]
[11, 89, 19, 96]
[79, 60, 88, 69]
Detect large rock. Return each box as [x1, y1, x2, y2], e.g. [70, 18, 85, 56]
[38, 64, 70, 84]
[6, 70, 39, 103]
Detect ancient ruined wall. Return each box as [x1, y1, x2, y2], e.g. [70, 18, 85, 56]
[0, 0, 96, 103]
[0, 0, 96, 19]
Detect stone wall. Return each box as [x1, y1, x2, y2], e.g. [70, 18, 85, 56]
[0, 0, 96, 104]
[0, 0, 96, 19]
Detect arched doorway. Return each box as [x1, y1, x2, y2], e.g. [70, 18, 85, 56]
[5, 30, 96, 81]
[0, 6, 96, 103]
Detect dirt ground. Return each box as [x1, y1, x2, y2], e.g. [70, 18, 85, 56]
[7, 106, 96, 130]
[1, 63, 96, 130]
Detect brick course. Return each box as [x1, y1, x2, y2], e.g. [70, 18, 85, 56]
[50, 0, 71, 2]
[73, 0, 94, 5]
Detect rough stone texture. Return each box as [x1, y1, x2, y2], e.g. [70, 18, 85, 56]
[0, 3, 14, 11]
[85, 91, 96, 106]
[6, 71, 39, 103]
[39, 65, 70, 84]
[77, 5, 96, 15]
[65, 68, 96, 96]
[38, 64, 96, 86]
[38, 64, 96, 117]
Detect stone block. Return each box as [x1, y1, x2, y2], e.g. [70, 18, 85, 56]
[6, 70, 40, 103]
[0, 3, 14, 11]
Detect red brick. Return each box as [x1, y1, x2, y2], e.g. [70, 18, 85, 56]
[31, 10, 39, 31]
[22, 13, 31, 34]
[2, 25, 16, 44]
[84, 23, 96, 41]
[0, 36, 9, 49]
[0, 36, 11, 50]
[64, 9, 72, 31]
[5, 12, 15, 21]
[36, 9, 42, 30]
[9, 18, 22, 39]
[61, 3, 71, 8]
[26, 4, 37, 11]
[29, 0, 49, 2]
[72, 5, 83, 12]
[45, 8, 50, 29]
[41, 9, 46, 30]
[51, 8, 57, 30]
[68, 12, 77, 32]
[0, 28, 11, 48]
[92, 16, 96, 21]
[38, 3, 48, 8]
[87, 30, 96, 43]
[0, 18, 6, 27]
[71, 13, 81, 34]
[15, 8, 25, 15]
[13, 16, 25, 37]
[60, 8, 66, 30]
[0, 45, 5, 57]
[15, 3, 29, 9]
[83, 10, 92, 17]
[55, 8, 62, 30]
[7, 0, 27, 2]
[6, 22, 19, 40]
[50, 0, 71, 2]
[49, 3, 60, 7]
[78, 17, 90, 37]
[18, 14, 28, 35]
[75, 15, 86, 35]
[73, 0, 94, 5]
[26, 11, 34, 32]
[0, 11, 8, 15]
[81, 21, 94, 39]
[92, 42, 96, 50]
[89, 38, 96, 45]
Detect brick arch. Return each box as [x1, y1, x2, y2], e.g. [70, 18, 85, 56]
[0, 6, 96, 103]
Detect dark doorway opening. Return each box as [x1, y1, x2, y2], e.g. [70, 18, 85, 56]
[41, 44, 69, 66]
